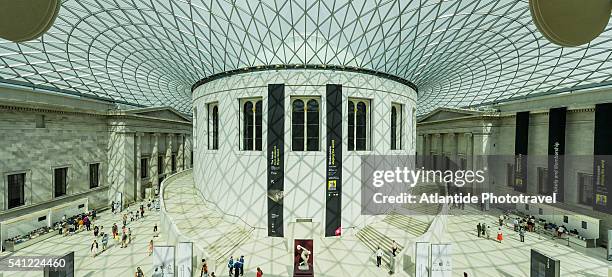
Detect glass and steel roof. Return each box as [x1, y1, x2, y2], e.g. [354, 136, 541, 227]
[1, 0, 612, 114]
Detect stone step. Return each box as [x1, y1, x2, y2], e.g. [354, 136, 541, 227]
[356, 225, 403, 271]
[383, 213, 430, 237]
[207, 228, 252, 266]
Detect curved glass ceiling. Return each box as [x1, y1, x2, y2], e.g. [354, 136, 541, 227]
[1, 0, 612, 114]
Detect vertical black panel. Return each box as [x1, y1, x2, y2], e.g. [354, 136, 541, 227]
[593, 103, 612, 213]
[530, 249, 560, 277]
[547, 107, 566, 201]
[514, 111, 529, 193]
[267, 84, 284, 237]
[326, 84, 342, 237]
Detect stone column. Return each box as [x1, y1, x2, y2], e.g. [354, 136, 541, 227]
[107, 131, 135, 207]
[165, 134, 174, 175]
[135, 133, 143, 201]
[473, 132, 492, 210]
[177, 134, 185, 170]
[150, 133, 159, 193]
[446, 133, 457, 170]
[184, 135, 192, 169]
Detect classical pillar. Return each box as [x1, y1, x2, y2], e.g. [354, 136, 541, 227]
[135, 133, 143, 201]
[184, 135, 192, 169]
[150, 133, 159, 192]
[177, 134, 185, 170]
[165, 134, 174, 175]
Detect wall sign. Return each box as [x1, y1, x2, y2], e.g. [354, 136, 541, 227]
[325, 84, 342, 237]
[514, 111, 530, 193]
[547, 107, 566, 202]
[268, 84, 285, 237]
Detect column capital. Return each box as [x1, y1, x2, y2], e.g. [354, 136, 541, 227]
[151, 133, 161, 137]
[447, 133, 456, 137]
[136, 132, 145, 137]
[464, 132, 473, 137]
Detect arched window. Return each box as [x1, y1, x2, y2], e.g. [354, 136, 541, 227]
[306, 99, 319, 151]
[391, 103, 403, 150]
[292, 97, 320, 151]
[241, 98, 263, 151]
[208, 103, 219, 150]
[348, 98, 370, 151]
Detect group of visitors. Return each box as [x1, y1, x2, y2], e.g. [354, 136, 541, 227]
[374, 240, 397, 274]
[226, 255, 246, 277]
[59, 210, 97, 236]
[476, 222, 505, 243]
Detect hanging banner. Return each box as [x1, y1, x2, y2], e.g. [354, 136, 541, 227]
[514, 111, 530, 193]
[153, 246, 175, 276]
[547, 107, 566, 202]
[430, 243, 452, 277]
[415, 242, 430, 277]
[177, 242, 193, 277]
[593, 103, 612, 213]
[268, 84, 285, 237]
[325, 84, 342, 237]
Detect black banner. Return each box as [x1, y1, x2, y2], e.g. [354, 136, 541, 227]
[267, 84, 284, 237]
[325, 84, 342, 237]
[593, 103, 612, 213]
[547, 107, 566, 202]
[514, 111, 529, 193]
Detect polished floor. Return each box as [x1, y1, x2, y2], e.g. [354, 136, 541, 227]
[1, 171, 611, 276]
[0, 203, 162, 277]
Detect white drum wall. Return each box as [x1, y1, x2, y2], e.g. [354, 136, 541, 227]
[192, 69, 417, 235]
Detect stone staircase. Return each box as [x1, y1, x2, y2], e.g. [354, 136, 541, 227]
[208, 228, 253, 266]
[383, 212, 430, 237]
[356, 225, 403, 271]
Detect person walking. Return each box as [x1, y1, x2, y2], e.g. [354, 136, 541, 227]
[147, 240, 154, 256]
[497, 227, 503, 243]
[233, 260, 240, 277]
[91, 240, 98, 258]
[102, 233, 109, 251]
[513, 218, 519, 232]
[112, 223, 118, 239]
[93, 225, 99, 237]
[375, 246, 383, 267]
[485, 225, 491, 240]
[84, 215, 91, 231]
[153, 224, 158, 237]
[499, 215, 504, 227]
[481, 223, 486, 237]
[135, 267, 145, 277]
[391, 240, 398, 256]
[128, 228, 132, 243]
[388, 251, 395, 275]
[476, 223, 481, 238]
[121, 229, 128, 248]
[200, 259, 209, 277]
[111, 201, 116, 214]
[123, 213, 128, 227]
[519, 227, 525, 242]
[227, 256, 234, 276]
[238, 256, 245, 276]
[256, 267, 263, 277]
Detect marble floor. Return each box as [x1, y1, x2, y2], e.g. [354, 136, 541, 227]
[1, 171, 611, 277]
[446, 207, 612, 276]
[0, 202, 163, 277]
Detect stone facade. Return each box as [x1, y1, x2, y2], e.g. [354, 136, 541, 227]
[0, 87, 192, 222]
[416, 87, 612, 243]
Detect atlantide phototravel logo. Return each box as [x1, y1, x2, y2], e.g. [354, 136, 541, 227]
[360, 155, 569, 215]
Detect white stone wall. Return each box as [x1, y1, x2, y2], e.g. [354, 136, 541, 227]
[0, 108, 109, 213]
[193, 69, 417, 235]
[416, 87, 612, 241]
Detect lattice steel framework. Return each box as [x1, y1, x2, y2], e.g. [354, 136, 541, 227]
[1, 0, 612, 113]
